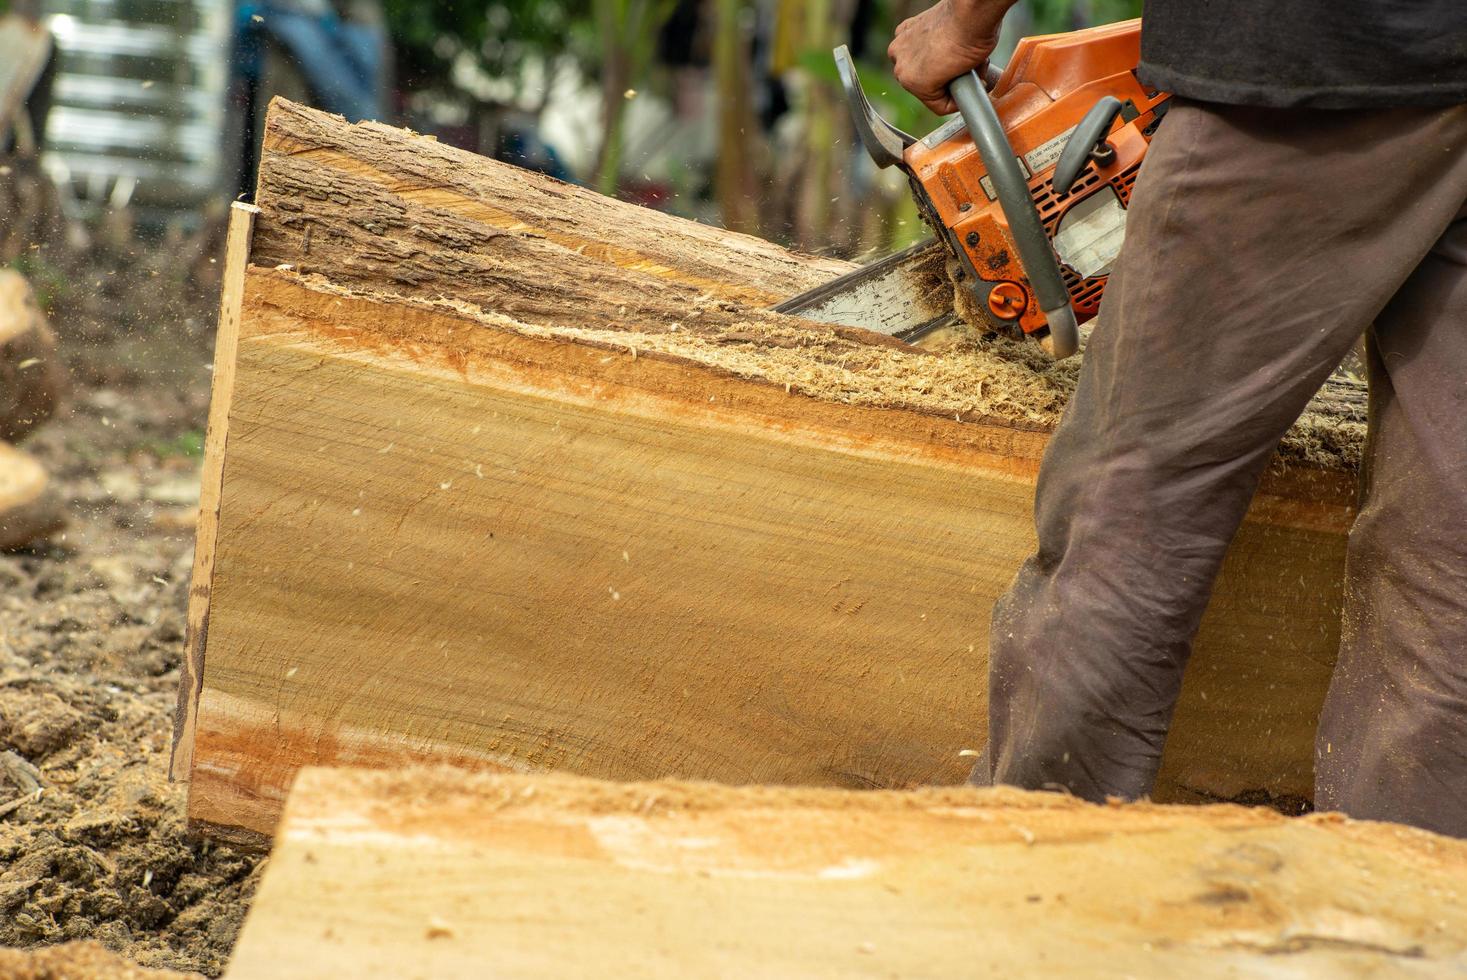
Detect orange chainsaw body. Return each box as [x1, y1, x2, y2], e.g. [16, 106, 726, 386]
[905, 20, 1170, 338]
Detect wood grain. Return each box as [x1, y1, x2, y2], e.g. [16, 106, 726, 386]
[226, 768, 1467, 979]
[185, 269, 1348, 839]
[181, 101, 1360, 841]
[170, 203, 258, 782]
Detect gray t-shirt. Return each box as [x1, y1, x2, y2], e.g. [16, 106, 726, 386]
[1138, 1, 1467, 108]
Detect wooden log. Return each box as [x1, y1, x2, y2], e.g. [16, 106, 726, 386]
[0, 269, 63, 551]
[0, 441, 59, 550]
[226, 767, 1467, 979]
[175, 99, 1362, 843]
[0, 268, 63, 443]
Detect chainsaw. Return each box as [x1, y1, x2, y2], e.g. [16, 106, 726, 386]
[776, 20, 1170, 358]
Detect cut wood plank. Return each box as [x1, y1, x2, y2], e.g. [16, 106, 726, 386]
[226, 768, 1467, 979]
[179, 99, 1362, 842]
[170, 202, 259, 782]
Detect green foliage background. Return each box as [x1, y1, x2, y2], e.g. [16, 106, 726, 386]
[381, 0, 594, 91]
[1028, 0, 1142, 32]
[381, 0, 1144, 96]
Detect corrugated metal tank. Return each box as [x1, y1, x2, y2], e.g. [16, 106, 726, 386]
[40, 0, 231, 212]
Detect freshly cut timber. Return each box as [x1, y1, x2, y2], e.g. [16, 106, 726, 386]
[226, 768, 1467, 979]
[173, 98, 1363, 843]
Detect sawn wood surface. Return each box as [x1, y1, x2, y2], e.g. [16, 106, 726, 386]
[178, 100, 1360, 842]
[225, 768, 1467, 979]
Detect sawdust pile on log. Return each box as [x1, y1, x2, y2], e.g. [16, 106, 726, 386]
[284, 269, 1361, 472]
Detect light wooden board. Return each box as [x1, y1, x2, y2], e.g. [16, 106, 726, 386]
[180, 101, 1360, 842]
[171, 202, 259, 781]
[225, 768, 1467, 979]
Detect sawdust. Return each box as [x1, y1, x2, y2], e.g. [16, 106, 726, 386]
[284, 269, 1363, 471]
[514, 313, 1361, 471]
[362, 764, 1278, 823]
[533, 323, 1081, 428]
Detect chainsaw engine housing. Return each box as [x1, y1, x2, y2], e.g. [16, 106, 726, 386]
[860, 20, 1170, 341]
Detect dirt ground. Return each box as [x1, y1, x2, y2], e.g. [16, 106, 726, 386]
[0, 217, 261, 976]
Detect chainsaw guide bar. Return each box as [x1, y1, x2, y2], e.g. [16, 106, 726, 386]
[773, 239, 958, 342]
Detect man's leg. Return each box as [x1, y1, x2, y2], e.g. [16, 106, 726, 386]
[986, 100, 1467, 800]
[1316, 212, 1467, 837]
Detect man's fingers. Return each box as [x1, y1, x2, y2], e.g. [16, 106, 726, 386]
[927, 94, 957, 116]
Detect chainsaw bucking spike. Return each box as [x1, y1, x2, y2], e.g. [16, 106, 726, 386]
[835, 45, 915, 170]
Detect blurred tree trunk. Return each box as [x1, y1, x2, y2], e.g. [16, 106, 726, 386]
[712, 0, 760, 233]
[791, 0, 856, 253]
[593, 0, 680, 196]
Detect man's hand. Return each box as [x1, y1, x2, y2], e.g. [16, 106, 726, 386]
[888, 0, 1013, 115]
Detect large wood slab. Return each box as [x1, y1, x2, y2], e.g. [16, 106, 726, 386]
[226, 768, 1467, 979]
[177, 100, 1361, 843]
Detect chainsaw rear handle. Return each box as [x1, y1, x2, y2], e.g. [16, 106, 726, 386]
[1052, 96, 1123, 196]
[949, 70, 1080, 359]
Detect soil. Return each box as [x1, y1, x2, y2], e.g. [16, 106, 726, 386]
[0, 209, 261, 976]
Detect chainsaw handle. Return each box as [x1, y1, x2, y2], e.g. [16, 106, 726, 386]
[949, 70, 1080, 359]
[1053, 96, 1123, 197]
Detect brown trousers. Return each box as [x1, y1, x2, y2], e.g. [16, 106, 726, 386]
[984, 99, 1467, 838]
